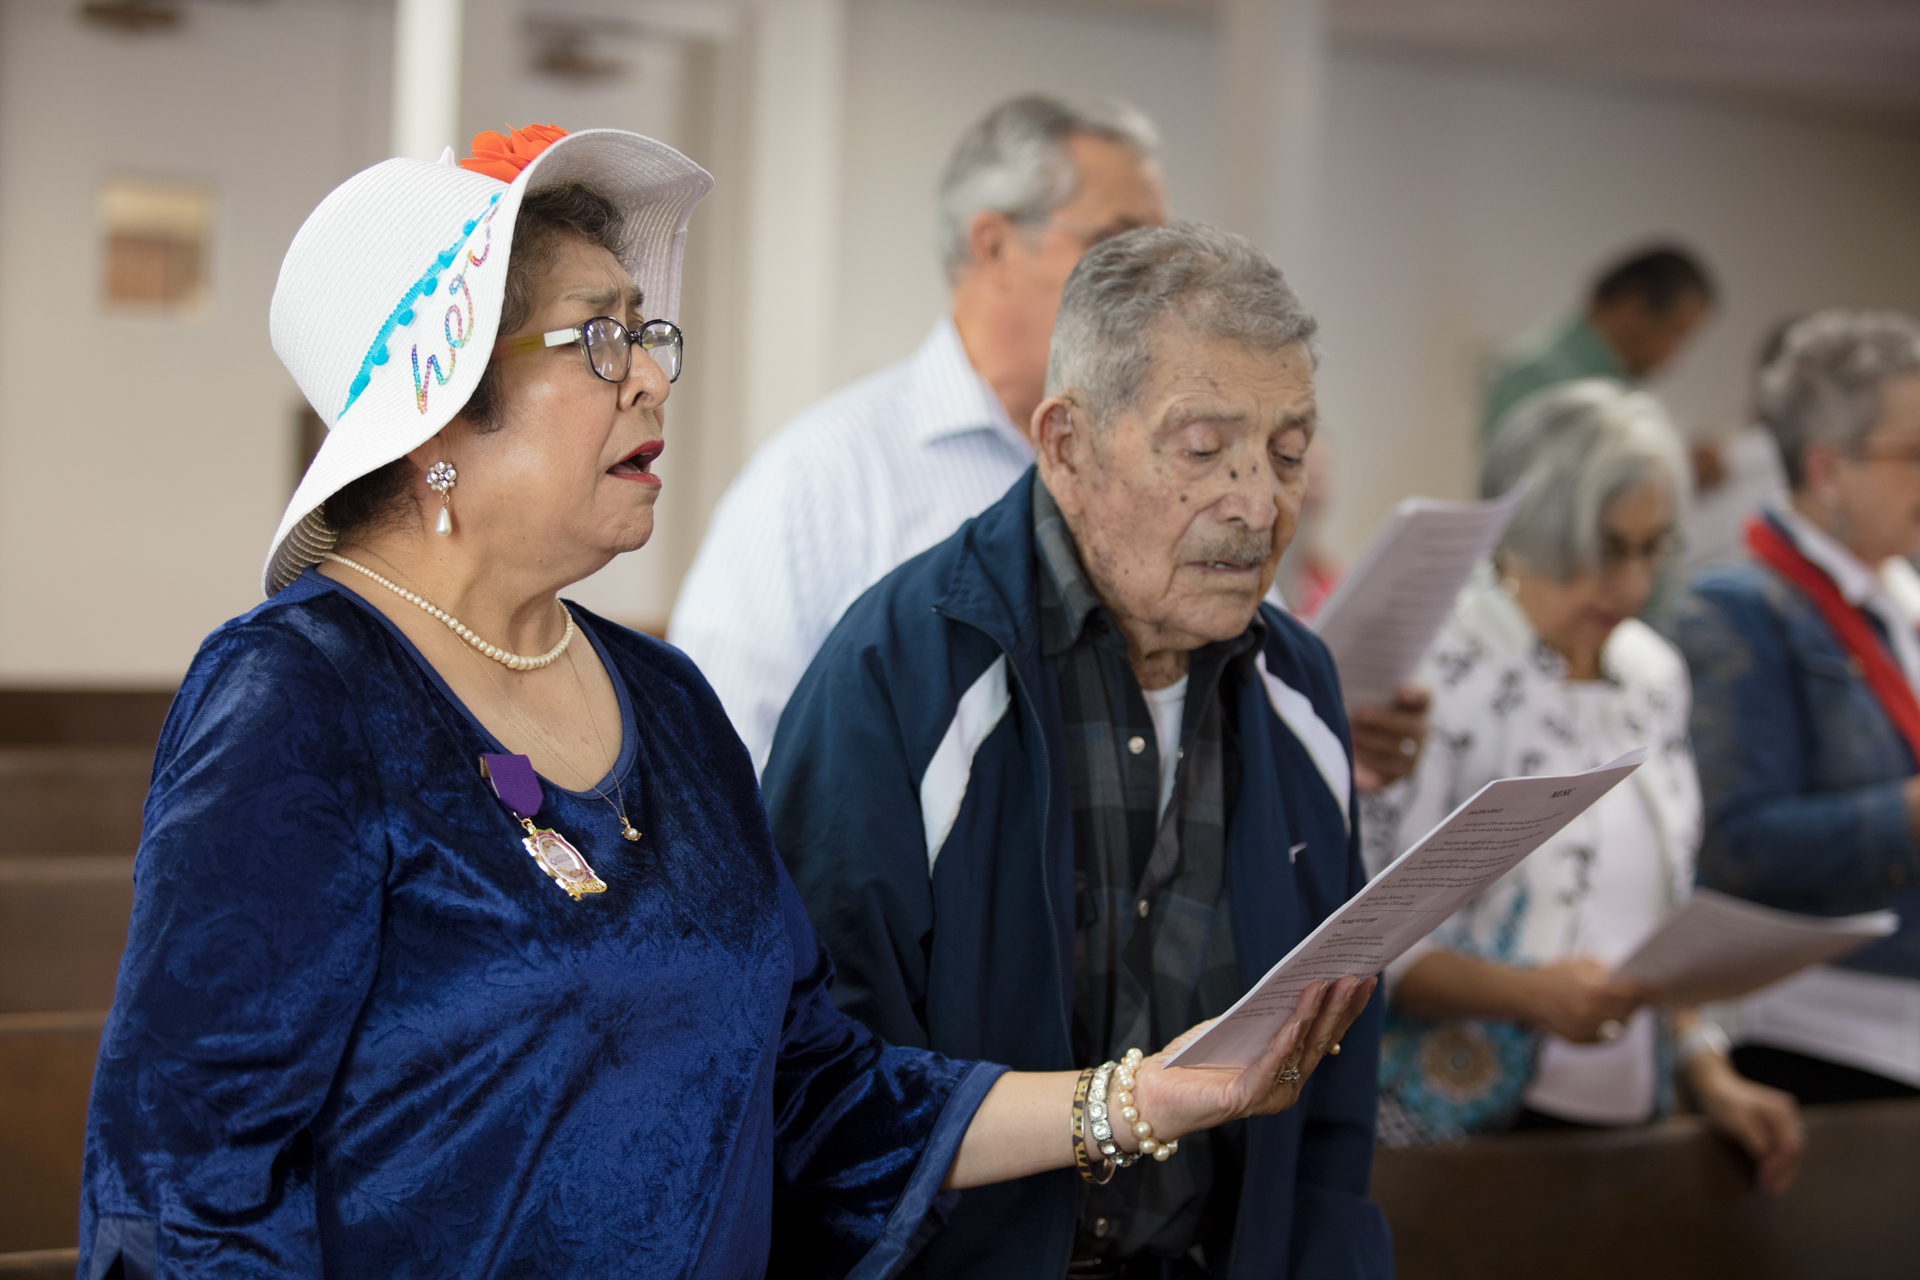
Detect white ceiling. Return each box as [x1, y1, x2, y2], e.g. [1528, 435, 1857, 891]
[946, 0, 1920, 127]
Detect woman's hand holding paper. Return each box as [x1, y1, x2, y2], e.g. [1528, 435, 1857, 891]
[1123, 975, 1377, 1149]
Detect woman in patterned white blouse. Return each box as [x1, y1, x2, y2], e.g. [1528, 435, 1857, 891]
[1362, 380, 1803, 1192]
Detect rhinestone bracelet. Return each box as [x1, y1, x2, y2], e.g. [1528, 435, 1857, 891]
[1087, 1059, 1138, 1174]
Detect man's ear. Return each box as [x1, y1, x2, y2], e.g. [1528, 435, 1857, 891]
[1033, 395, 1088, 515]
[967, 210, 1015, 282]
[1800, 440, 1841, 501]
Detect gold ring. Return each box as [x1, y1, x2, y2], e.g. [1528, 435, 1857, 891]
[1275, 1064, 1302, 1085]
[1329, 1042, 1341, 1056]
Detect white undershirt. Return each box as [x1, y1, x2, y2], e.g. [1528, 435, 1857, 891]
[1141, 676, 1188, 822]
[1523, 683, 1670, 1125]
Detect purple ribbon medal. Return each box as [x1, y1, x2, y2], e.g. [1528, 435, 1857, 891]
[480, 753, 607, 900]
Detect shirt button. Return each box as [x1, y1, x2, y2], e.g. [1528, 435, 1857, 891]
[1127, 735, 1146, 755]
[1093, 1217, 1111, 1238]
[1137, 899, 1151, 918]
[1177, 747, 1185, 760]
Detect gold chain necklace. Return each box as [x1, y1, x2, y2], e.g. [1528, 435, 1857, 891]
[322, 552, 574, 671]
[452, 610, 640, 844]
[564, 646, 642, 842]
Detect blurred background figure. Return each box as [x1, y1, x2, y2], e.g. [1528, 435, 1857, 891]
[1675, 318, 1796, 576]
[1669, 311, 1920, 1108]
[669, 93, 1166, 772]
[1364, 381, 1803, 1193]
[1267, 433, 1430, 791]
[1482, 246, 1717, 448]
[1270, 434, 1341, 620]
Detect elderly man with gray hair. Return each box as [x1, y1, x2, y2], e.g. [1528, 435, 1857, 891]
[763, 223, 1388, 1279]
[669, 95, 1427, 793]
[671, 94, 1166, 771]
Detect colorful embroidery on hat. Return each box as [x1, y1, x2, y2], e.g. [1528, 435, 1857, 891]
[413, 277, 476, 413]
[340, 191, 502, 419]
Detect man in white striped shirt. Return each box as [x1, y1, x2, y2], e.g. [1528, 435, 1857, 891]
[670, 95, 1168, 771]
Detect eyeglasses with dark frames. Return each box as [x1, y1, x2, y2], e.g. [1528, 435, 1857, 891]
[1598, 529, 1684, 576]
[493, 316, 683, 385]
[1850, 443, 1920, 467]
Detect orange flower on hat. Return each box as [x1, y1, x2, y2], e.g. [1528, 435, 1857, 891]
[460, 124, 570, 182]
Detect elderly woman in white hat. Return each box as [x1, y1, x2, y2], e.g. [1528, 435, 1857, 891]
[77, 127, 1363, 1279]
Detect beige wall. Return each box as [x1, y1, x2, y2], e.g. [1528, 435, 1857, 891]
[829, 0, 1920, 564]
[3, 0, 1919, 682]
[1314, 50, 1920, 558]
[0, 0, 391, 684]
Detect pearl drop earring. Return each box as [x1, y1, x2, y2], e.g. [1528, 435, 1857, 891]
[426, 461, 457, 536]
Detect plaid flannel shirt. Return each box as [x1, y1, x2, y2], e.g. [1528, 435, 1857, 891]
[1032, 481, 1262, 1265]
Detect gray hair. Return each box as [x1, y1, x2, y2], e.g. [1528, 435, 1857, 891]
[1757, 310, 1920, 489]
[1482, 380, 1689, 582]
[935, 94, 1160, 283]
[1045, 221, 1317, 426]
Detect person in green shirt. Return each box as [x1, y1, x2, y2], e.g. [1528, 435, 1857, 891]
[1483, 245, 1717, 447]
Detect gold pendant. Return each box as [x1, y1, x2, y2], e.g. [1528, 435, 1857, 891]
[621, 819, 641, 842]
[519, 819, 607, 900]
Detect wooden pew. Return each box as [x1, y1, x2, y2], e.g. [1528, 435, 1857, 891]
[0, 1012, 104, 1254]
[0, 748, 151, 857]
[0, 690, 157, 1258]
[0, 1249, 81, 1280]
[0, 689, 174, 747]
[0, 856, 131, 1015]
[1372, 1098, 1920, 1280]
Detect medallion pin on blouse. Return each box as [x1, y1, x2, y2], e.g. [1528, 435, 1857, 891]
[482, 752, 609, 900]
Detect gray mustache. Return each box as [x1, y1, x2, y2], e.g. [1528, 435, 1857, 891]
[1186, 529, 1274, 566]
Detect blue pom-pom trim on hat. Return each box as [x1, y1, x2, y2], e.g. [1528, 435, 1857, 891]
[339, 191, 501, 420]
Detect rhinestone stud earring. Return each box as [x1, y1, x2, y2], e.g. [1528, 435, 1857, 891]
[426, 461, 458, 536]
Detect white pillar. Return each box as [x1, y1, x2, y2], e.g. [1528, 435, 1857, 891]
[391, 0, 465, 161]
[739, 0, 846, 454]
[1219, 0, 1327, 298]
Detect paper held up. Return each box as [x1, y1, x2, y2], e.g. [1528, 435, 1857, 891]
[1614, 887, 1897, 1006]
[1310, 490, 1522, 709]
[1167, 748, 1646, 1070]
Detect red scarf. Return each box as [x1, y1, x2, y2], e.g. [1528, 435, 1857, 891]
[1746, 514, 1920, 763]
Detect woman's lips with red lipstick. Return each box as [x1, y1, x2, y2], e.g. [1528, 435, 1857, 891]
[609, 442, 663, 487]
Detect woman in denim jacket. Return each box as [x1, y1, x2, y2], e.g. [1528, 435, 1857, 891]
[1668, 310, 1920, 1105]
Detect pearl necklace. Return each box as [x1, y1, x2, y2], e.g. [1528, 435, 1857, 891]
[323, 553, 575, 672]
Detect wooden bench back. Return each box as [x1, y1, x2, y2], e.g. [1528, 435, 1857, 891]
[1372, 1099, 1920, 1280]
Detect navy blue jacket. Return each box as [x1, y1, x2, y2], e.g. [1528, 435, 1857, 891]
[1669, 552, 1920, 978]
[763, 471, 1390, 1280]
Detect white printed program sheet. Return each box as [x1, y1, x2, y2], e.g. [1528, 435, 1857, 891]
[1167, 749, 1645, 1070]
[1310, 490, 1522, 709]
[1615, 887, 1897, 1006]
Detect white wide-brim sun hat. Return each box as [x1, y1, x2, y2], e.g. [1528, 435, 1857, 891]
[264, 128, 712, 595]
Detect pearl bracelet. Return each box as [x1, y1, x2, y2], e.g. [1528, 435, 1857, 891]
[1098, 1048, 1181, 1167]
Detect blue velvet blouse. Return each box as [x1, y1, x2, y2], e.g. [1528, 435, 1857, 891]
[79, 570, 1002, 1279]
